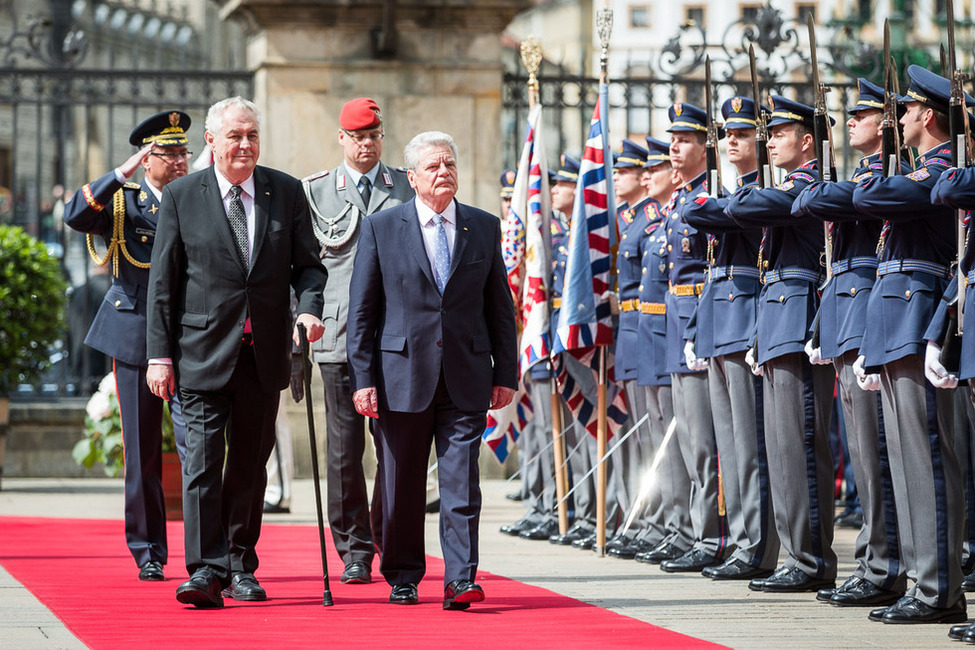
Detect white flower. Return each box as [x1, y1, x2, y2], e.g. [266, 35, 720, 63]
[85, 373, 117, 421]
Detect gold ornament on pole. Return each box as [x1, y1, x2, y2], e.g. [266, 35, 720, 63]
[521, 35, 542, 109]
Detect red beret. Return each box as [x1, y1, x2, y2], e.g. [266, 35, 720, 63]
[339, 98, 382, 131]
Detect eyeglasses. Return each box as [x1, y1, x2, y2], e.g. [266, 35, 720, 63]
[148, 151, 192, 162]
[342, 129, 384, 144]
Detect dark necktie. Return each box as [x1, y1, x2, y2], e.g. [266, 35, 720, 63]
[359, 176, 372, 210]
[228, 185, 249, 268]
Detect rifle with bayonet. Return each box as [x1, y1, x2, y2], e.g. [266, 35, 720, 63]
[704, 55, 723, 200]
[881, 21, 903, 178]
[940, 0, 969, 372]
[749, 45, 772, 189]
[808, 14, 836, 287]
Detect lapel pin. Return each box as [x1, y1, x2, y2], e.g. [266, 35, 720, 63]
[463, 227, 468, 231]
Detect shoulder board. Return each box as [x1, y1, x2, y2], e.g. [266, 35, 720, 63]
[778, 180, 795, 191]
[789, 172, 815, 183]
[302, 169, 330, 182]
[123, 181, 141, 190]
[907, 168, 931, 182]
[852, 171, 874, 183]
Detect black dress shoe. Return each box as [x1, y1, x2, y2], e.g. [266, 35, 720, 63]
[636, 542, 684, 565]
[505, 492, 523, 501]
[868, 606, 889, 622]
[748, 566, 788, 592]
[499, 515, 539, 537]
[221, 572, 267, 601]
[609, 537, 656, 560]
[549, 522, 592, 545]
[571, 532, 597, 550]
[176, 570, 224, 608]
[830, 577, 902, 607]
[881, 596, 967, 624]
[949, 622, 974, 640]
[660, 549, 721, 573]
[390, 583, 419, 605]
[760, 567, 834, 593]
[961, 624, 975, 643]
[819, 575, 859, 602]
[138, 560, 164, 581]
[520, 519, 559, 541]
[834, 509, 864, 529]
[340, 561, 372, 584]
[605, 534, 632, 552]
[425, 498, 441, 514]
[263, 501, 290, 514]
[702, 558, 774, 581]
[443, 580, 485, 610]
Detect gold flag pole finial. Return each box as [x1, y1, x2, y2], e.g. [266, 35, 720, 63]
[521, 35, 542, 109]
[597, 8, 613, 80]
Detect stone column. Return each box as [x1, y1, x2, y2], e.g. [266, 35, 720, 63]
[215, 0, 530, 209]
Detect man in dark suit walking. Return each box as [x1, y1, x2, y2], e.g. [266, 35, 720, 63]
[347, 131, 517, 610]
[146, 96, 327, 608]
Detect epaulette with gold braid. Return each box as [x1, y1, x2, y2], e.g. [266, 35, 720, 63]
[123, 181, 141, 190]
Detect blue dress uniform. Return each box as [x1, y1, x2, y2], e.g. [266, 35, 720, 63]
[63, 111, 190, 579]
[659, 102, 726, 572]
[791, 78, 906, 606]
[634, 191, 695, 563]
[850, 65, 969, 622]
[725, 96, 837, 592]
[681, 95, 779, 580]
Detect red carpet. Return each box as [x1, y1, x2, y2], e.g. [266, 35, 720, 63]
[0, 516, 721, 649]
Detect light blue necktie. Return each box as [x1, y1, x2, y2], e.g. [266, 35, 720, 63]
[433, 214, 451, 294]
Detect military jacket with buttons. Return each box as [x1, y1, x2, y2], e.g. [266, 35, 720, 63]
[64, 171, 159, 367]
[616, 197, 651, 380]
[725, 160, 823, 364]
[853, 144, 953, 366]
[665, 171, 710, 373]
[926, 166, 975, 378]
[636, 199, 671, 387]
[791, 153, 891, 358]
[303, 162, 414, 363]
[682, 171, 762, 357]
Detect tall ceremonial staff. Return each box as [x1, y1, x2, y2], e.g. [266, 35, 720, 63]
[807, 14, 836, 284]
[593, 6, 615, 556]
[947, 0, 969, 343]
[521, 35, 572, 536]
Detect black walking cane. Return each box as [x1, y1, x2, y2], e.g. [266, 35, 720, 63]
[297, 323, 334, 607]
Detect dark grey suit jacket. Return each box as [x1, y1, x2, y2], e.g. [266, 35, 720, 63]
[147, 165, 326, 393]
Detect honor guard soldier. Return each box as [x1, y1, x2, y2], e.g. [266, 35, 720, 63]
[608, 138, 658, 555]
[852, 66, 971, 624]
[682, 96, 779, 581]
[792, 78, 907, 608]
[725, 96, 837, 594]
[929, 127, 975, 643]
[629, 138, 695, 564]
[64, 110, 191, 582]
[500, 169, 516, 222]
[658, 103, 726, 573]
[302, 97, 415, 585]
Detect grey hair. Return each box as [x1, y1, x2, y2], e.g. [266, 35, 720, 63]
[205, 96, 263, 135]
[403, 131, 458, 169]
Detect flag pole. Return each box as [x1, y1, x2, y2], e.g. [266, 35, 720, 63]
[521, 35, 570, 536]
[593, 6, 614, 558]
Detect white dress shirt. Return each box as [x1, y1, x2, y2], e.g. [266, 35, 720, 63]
[415, 197, 456, 278]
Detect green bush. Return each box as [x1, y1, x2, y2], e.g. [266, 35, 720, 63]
[0, 225, 67, 395]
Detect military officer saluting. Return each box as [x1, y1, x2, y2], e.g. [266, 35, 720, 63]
[725, 96, 837, 594]
[792, 78, 907, 608]
[301, 97, 414, 586]
[852, 66, 972, 624]
[64, 110, 191, 582]
[682, 96, 779, 582]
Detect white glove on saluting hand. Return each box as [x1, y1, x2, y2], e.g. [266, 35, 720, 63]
[853, 354, 881, 391]
[924, 340, 959, 389]
[683, 340, 709, 372]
